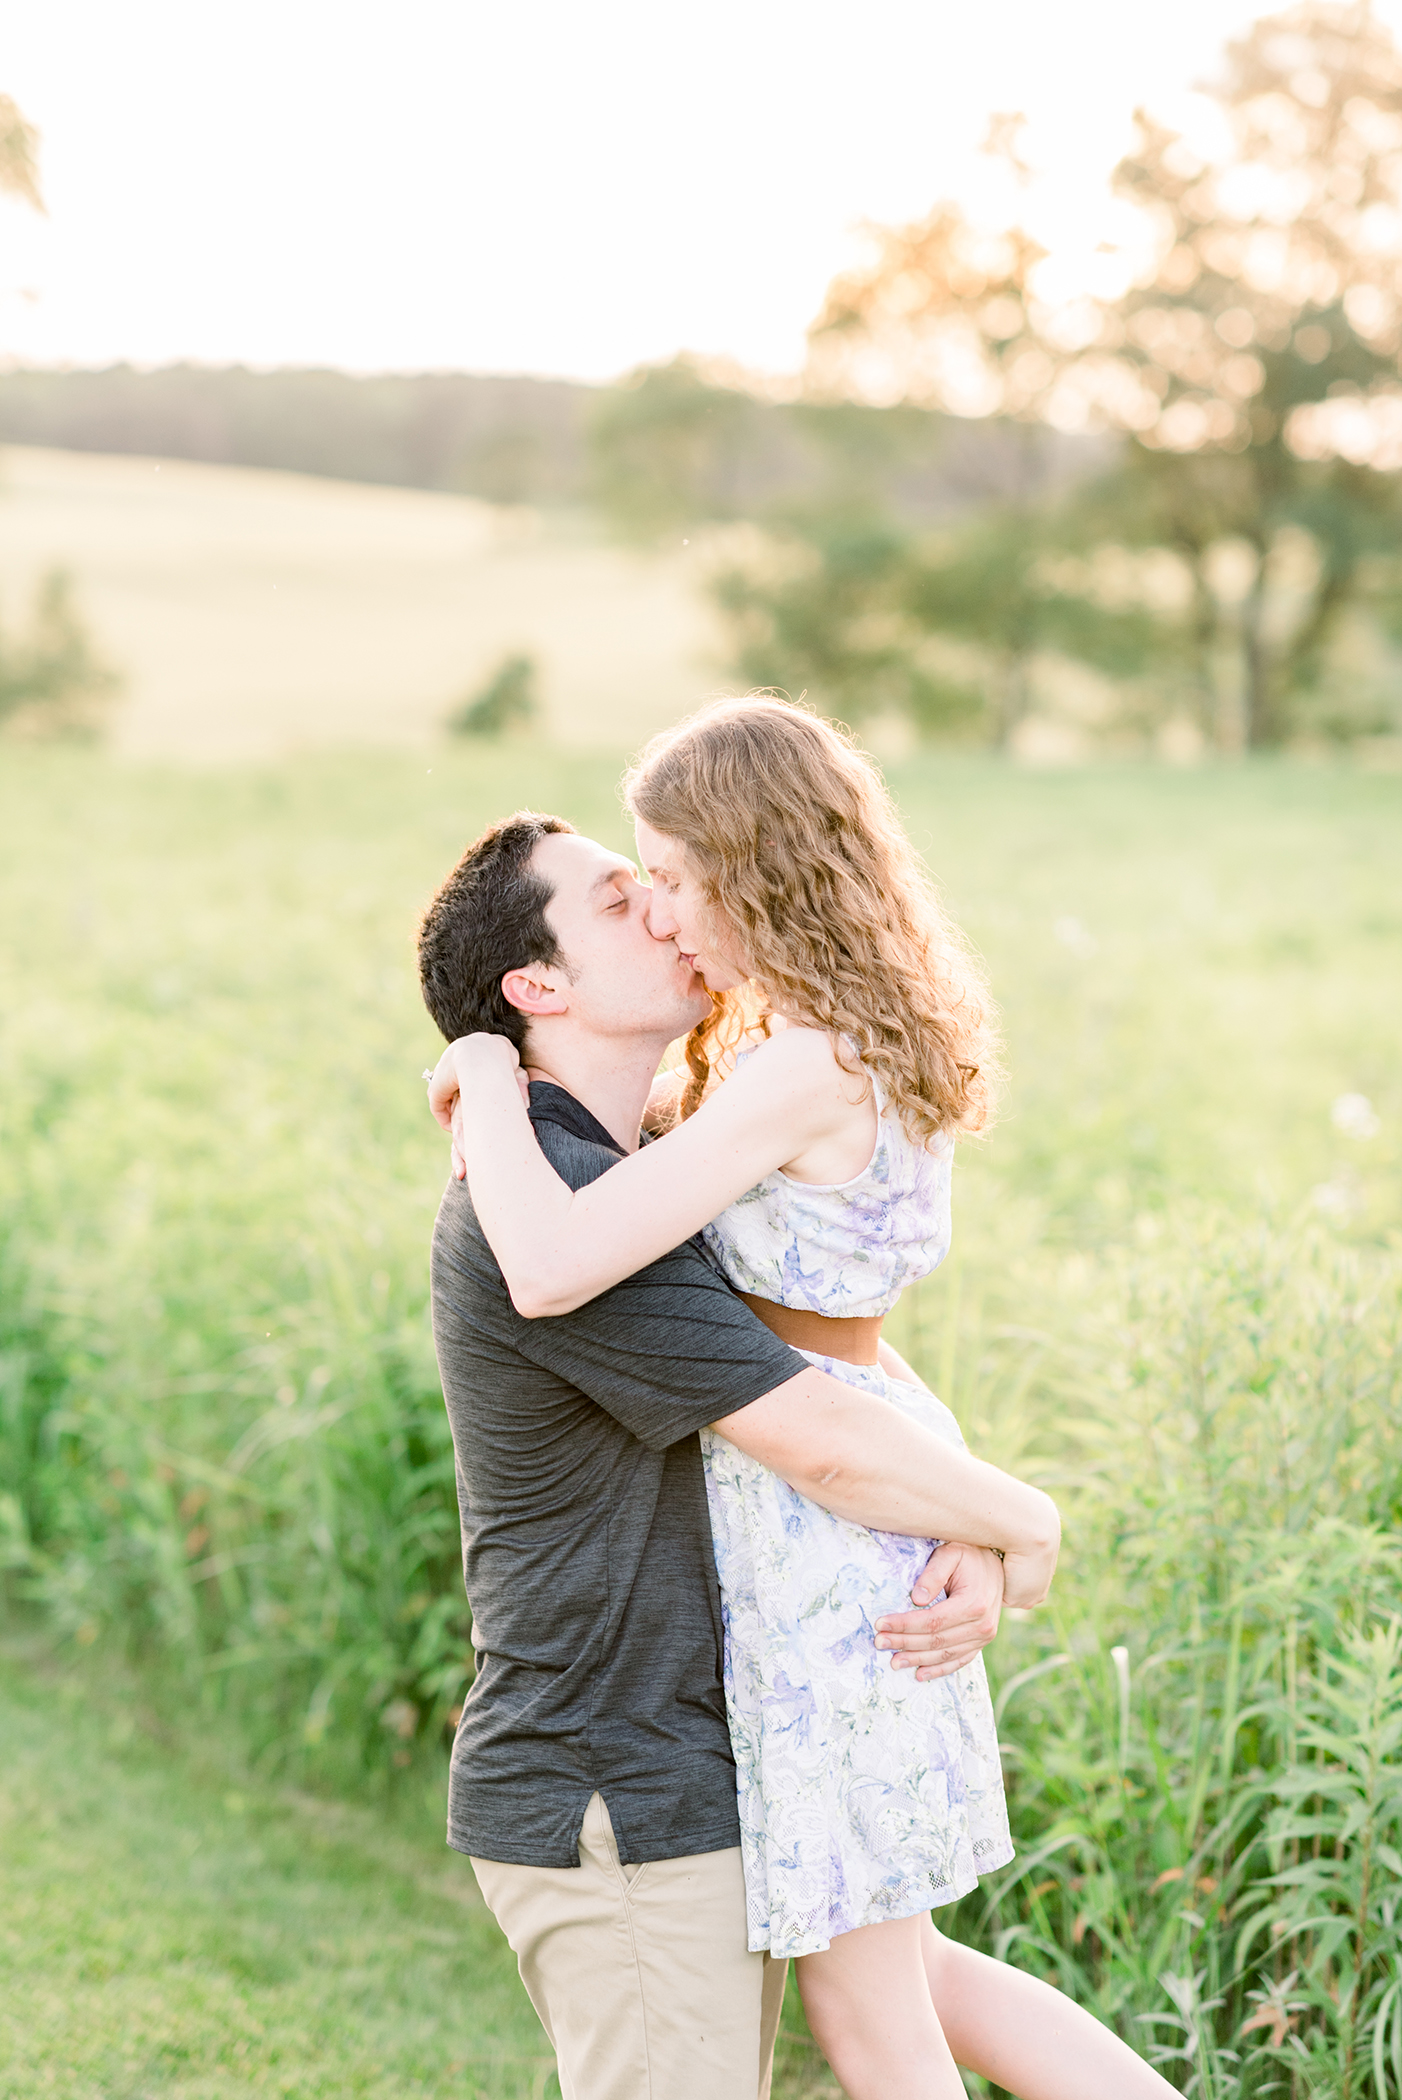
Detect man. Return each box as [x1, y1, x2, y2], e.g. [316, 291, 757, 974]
[419, 811, 1058, 2100]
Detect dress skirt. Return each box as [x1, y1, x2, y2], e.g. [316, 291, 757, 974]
[700, 1353, 1014, 1957]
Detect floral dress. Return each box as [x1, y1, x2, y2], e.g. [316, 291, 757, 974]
[700, 1063, 1014, 1957]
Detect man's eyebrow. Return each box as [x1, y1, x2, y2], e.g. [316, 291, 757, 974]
[589, 861, 633, 897]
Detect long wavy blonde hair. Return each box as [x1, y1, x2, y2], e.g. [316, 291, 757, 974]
[623, 696, 1000, 1142]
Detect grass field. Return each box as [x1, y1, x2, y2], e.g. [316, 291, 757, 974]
[2, 745, 1400, 2096]
[0, 447, 723, 758]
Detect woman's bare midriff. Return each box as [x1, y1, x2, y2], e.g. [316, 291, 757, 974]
[739, 1292, 883, 1367]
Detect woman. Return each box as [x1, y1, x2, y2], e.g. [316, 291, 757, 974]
[431, 699, 1173, 2100]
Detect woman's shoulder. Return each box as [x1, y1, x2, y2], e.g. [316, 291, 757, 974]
[737, 1023, 852, 1082]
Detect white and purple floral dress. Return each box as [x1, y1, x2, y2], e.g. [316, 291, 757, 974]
[700, 1061, 1014, 1957]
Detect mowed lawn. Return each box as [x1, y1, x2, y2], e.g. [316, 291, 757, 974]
[0, 1655, 554, 2100]
[1, 745, 1399, 2098]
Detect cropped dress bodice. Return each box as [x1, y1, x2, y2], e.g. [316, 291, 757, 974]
[701, 1064, 954, 1320]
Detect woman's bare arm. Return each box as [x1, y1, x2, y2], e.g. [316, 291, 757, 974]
[432, 1029, 859, 1316]
[713, 1367, 1060, 1608]
[876, 1335, 921, 1386]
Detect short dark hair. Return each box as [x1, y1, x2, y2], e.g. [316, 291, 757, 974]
[418, 811, 575, 1048]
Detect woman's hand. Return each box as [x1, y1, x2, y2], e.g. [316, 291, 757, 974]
[427, 1033, 523, 1126]
[427, 1035, 530, 1180]
[999, 1535, 1059, 1609]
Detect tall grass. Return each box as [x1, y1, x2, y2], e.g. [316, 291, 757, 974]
[2, 746, 1400, 2091]
[896, 1219, 1402, 2095]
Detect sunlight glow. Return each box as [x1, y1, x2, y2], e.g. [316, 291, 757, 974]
[11, 0, 1402, 383]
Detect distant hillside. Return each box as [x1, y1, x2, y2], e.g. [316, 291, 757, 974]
[0, 446, 723, 759]
[0, 364, 593, 505]
[0, 363, 1109, 524]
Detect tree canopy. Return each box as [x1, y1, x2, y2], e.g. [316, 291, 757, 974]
[804, 2, 1402, 746]
[0, 94, 43, 213]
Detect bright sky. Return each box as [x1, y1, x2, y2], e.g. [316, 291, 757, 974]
[7, 0, 1402, 384]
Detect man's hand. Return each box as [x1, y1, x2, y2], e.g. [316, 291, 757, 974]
[873, 1541, 1004, 1683]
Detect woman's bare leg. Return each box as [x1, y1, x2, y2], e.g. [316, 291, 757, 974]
[920, 1918, 1178, 2098]
[797, 1915, 964, 2099]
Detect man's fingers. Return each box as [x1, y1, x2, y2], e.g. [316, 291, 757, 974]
[876, 1616, 998, 1654]
[911, 1539, 960, 1606]
[912, 1655, 978, 1681]
[876, 1600, 984, 1639]
[893, 1642, 980, 1676]
[877, 1603, 956, 1637]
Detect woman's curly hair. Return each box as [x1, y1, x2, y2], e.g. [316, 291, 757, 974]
[623, 695, 1001, 1142]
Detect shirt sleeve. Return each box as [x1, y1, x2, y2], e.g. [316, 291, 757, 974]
[512, 1122, 805, 1452]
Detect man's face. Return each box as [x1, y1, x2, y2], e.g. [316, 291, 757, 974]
[527, 831, 712, 1046]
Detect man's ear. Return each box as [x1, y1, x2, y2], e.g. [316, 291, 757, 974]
[500, 965, 570, 1020]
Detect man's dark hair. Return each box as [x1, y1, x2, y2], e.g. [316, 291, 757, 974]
[419, 811, 575, 1048]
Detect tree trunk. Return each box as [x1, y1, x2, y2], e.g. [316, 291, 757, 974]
[1279, 552, 1352, 718]
[1185, 554, 1230, 749]
[994, 651, 1031, 746]
[1240, 547, 1284, 748]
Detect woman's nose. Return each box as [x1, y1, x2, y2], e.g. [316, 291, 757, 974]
[645, 891, 676, 938]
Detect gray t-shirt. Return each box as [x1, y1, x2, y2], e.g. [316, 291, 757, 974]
[430, 1081, 803, 1869]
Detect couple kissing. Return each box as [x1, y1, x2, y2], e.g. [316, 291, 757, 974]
[418, 698, 1172, 2099]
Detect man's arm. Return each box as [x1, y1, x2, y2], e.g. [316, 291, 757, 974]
[711, 1368, 1059, 1608]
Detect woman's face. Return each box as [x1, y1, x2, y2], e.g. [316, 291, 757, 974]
[634, 818, 747, 993]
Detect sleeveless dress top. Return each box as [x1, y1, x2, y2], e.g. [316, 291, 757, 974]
[699, 1055, 1014, 1957]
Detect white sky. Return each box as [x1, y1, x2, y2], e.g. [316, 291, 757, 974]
[7, 0, 1402, 384]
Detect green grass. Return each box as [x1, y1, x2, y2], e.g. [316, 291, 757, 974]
[0, 1650, 556, 2099]
[2, 745, 1400, 2096]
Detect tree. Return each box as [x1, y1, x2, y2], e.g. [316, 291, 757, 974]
[446, 653, 539, 738]
[0, 570, 121, 740]
[0, 93, 43, 213]
[587, 359, 779, 542]
[711, 493, 1175, 745]
[0, 124, 120, 743]
[711, 509, 985, 735]
[807, 3, 1402, 746]
[585, 355, 1096, 548]
[591, 358, 1132, 742]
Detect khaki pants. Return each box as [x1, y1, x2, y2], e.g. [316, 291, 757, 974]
[471, 1793, 787, 2100]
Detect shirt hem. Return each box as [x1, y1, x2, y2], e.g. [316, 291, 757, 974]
[450, 1816, 743, 1869]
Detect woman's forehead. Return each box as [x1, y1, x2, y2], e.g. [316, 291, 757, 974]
[634, 817, 681, 870]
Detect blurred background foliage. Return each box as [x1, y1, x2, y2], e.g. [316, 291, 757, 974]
[8, 6, 1402, 757]
[0, 567, 120, 738]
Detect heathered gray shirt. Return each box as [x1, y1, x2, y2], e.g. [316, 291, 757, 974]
[430, 1081, 803, 1869]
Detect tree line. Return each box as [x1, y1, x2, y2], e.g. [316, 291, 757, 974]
[0, 361, 1090, 526]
